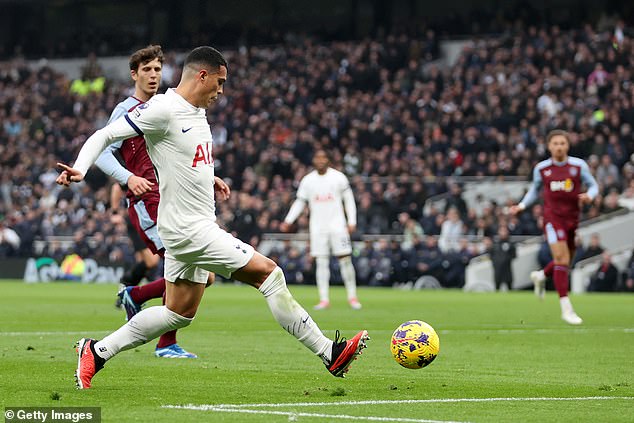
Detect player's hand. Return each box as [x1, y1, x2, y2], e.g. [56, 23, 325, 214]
[214, 176, 231, 201]
[347, 224, 357, 234]
[578, 193, 593, 205]
[507, 204, 524, 215]
[56, 163, 84, 186]
[127, 175, 154, 196]
[109, 212, 124, 225]
[280, 222, 293, 233]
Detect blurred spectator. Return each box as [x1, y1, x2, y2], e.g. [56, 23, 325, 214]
[588, 252, 619, 292]
[444, 184, 468, 217]
[438, 207, 464, 253]
[601, 190, 625, 214]
[488, 226, 516, 291]
[69, 53, 105, 96]
[622, 250, 634, 292]
[398, 212, 424, 250]
[596, 154, 620, 186]
[0, 219, 20, 257]
[409, 236, 443, 283]
[577, 233, 605, 262]
[587, 63, 609, 88]
[388, 239, 411, 285]
[442, 238, 473, 288]
[278, 245, 308, 285]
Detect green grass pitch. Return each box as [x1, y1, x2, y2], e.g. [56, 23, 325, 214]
[0, 280, 632, 422]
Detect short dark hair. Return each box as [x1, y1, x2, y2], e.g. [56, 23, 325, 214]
[184, 46, 228, 72]
[546, 129, 570, 144]
[129, 45, 164, 71]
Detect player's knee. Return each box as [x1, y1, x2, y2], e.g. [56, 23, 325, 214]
[164, 307, 194, 329]
[258, 266, 287, 297]
[552, 253, 570, 265]
[262, 266, 284, 288]
[261, 257, 278, 279]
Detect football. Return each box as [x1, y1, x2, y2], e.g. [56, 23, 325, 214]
[391, 320, 440, 369]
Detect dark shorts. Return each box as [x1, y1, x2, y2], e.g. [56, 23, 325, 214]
[543, 216, 577, 252]
[127, 219, 147, 252]
[127, 198, 165, 256]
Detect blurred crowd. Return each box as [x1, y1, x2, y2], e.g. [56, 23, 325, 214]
[2, 22, 634, 287]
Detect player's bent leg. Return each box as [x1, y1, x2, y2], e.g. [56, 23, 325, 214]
[234, 254, 369, 377]
[155, 274, 214, 358]
[232, 252, 277, 287]
[164, 278, 206, 318]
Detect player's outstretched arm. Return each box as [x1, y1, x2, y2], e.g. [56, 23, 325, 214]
[56, 117, 141, 186]
[95, 147, 154, 196]
[56, 163, 84, 186]
[510, 166, 543, 214]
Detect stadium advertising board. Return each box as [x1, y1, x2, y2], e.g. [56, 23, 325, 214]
[0, 257, 124, 283]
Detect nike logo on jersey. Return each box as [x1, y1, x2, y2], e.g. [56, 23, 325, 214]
[181, 127, 193, 133]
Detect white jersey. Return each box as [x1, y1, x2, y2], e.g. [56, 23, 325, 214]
[295, 168, 355, 233]
[73, 89, 216, 250]
[125, 89, 216, 243]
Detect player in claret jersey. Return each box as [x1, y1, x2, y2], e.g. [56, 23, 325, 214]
[94, 45, 203, 358]
[56, 46, 368, 389]
[510, 130, 599, 325]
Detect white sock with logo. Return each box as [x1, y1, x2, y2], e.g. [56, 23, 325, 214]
[94, 306, 193, 360]
[315, 257, 330, 303]
[259, 267, 332, 360]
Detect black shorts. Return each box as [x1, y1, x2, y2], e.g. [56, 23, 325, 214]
[127, 218, 147, 252]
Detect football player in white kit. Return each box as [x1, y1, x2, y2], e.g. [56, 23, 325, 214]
[281, 149, 361, 310]
[56, 46, 369, 389]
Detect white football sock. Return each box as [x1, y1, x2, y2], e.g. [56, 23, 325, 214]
[315, 257, 330, 302]
[559, 296, 574, 313]
[338, 256, 358, 300]
[259, 267, 332, 359]
[94, 306, 193, 360]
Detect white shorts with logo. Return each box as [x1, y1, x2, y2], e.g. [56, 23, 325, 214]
[310, 230, 352, 258]
[163, 223, 255, 284]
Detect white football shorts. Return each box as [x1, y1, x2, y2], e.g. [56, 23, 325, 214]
[163, 223, 255, 283]
[310, 230, 352, 258]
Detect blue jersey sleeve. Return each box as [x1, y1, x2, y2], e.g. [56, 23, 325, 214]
[580, 161, 599, 199]
[519, 166, 542, 208]
[108, 104, 128, 125]
[95, 139, 132, 186]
